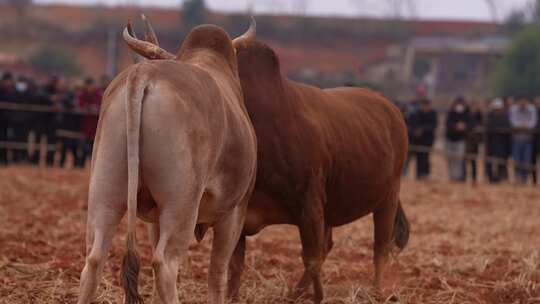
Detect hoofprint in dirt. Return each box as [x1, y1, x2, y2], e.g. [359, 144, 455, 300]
[0, 166, 539, 303]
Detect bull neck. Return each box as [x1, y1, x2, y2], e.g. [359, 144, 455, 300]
[244, 79, 298, 125]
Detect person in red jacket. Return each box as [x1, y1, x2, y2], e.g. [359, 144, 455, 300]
[76, 77, 101, 167]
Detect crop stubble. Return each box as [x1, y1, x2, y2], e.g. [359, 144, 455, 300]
[0, 167, 539, 303]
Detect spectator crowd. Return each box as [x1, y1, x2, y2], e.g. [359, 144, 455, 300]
[0, 71, 106, 168]
[401, 87, 540, 186]
[2, 70, 540, 186]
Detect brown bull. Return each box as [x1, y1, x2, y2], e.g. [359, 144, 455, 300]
[127, 18, 410, 304]
[77, 24, 257, 304]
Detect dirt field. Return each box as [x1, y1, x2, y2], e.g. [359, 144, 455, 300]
[1, 166, 539, 303]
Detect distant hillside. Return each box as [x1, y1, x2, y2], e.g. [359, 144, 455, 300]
[0, 3, 501, 85]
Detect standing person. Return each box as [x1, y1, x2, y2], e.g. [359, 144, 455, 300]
[77, 77, 101, 167]
[10, 76, 35, 163]
[408, 98, 437, 180]
[465, 102, 484, 185]
[499, 96, 515, 181]
[0, 72, 17, 165]
[402, 101, 416, 177]
[25, 79, 46, 166]
[56, 78, 83, 168]
[509, 96, 537, 184]
[531, 96, 540, 184]
[31, 76, 61, 166]
[445, 96, 470, 182]
[485, 98, 511, 183]
[402, 85, 426, 177]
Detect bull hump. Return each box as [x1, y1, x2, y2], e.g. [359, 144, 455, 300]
[180, 26, 235, 63]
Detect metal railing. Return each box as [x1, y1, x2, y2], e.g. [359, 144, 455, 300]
[1, 101, 539, 178]
[0, 101, 95, 155]
[0, 101, 98, 115]
[409, 144, 536, 172]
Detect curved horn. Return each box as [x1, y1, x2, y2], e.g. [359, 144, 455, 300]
[141, 14, 159, 46]
[233, 16, 256, 45]
[127, 20, 144, 63]
[123, 25, 176, 60]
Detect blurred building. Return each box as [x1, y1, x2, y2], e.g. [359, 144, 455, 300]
[0, 52, 42, 79]
[402, 36, 510, 100]
[0, 3, 507, 100]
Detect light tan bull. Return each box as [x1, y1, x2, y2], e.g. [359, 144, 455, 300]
[77, 24, 257, 304]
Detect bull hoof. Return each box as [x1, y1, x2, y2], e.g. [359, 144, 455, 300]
[287, 288, 309, 302]
[227, 293, 241, 303]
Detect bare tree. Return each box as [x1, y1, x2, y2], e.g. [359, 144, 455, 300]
[349, 0, 384, 17]
[484, 0, 499, 22]
[388, 0, 403, 18]
[405, 0, 417, 18]
[292, 0, 310, 15]
[257, 0, 287, 14]
[349, 0, 416, 19]
[531, 0, 540, 22]
[389, 0, 417, 19]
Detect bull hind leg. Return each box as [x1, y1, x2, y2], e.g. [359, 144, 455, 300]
[209, 203, 247, 304]
[77, 195, 125, 304]
[372, 199, 398, 288]
[77, 151, 127, 304]
[151, 201, 200, 304]
[146, 223, 163, 304]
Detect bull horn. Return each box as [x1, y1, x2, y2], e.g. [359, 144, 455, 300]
[233, 16, 256, 45]
[127, 20, 144, 63]
[141, 14, 159, 46]
[123, 24, 176, 60]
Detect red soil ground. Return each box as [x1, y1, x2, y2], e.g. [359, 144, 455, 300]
[0, 166, 539, 303]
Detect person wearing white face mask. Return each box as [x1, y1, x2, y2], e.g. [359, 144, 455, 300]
[407, 98, 438, 180]
[485, 98, 510, 183]
[509, 95, 537, 185]
[9, 76, 35, 163]
[445, 96, 471, 182]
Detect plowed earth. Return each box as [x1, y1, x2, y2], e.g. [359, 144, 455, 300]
[1, 167, 539, 303]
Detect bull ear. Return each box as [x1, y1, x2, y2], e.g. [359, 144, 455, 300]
[123, 21, 176, 60]
[232, 16, 256, 46]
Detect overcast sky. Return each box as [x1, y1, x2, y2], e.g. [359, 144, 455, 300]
[34, 0, 530, 21]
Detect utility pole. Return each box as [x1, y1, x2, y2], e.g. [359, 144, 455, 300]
[106, 27, 118, 78]
[386, 0, 417, 19]
[349, 0, 416, 19]
[246, 0, 254, 15]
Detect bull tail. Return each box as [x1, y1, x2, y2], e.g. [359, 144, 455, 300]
[393, 200, 410, 250]
[121, 66, 146, 304]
